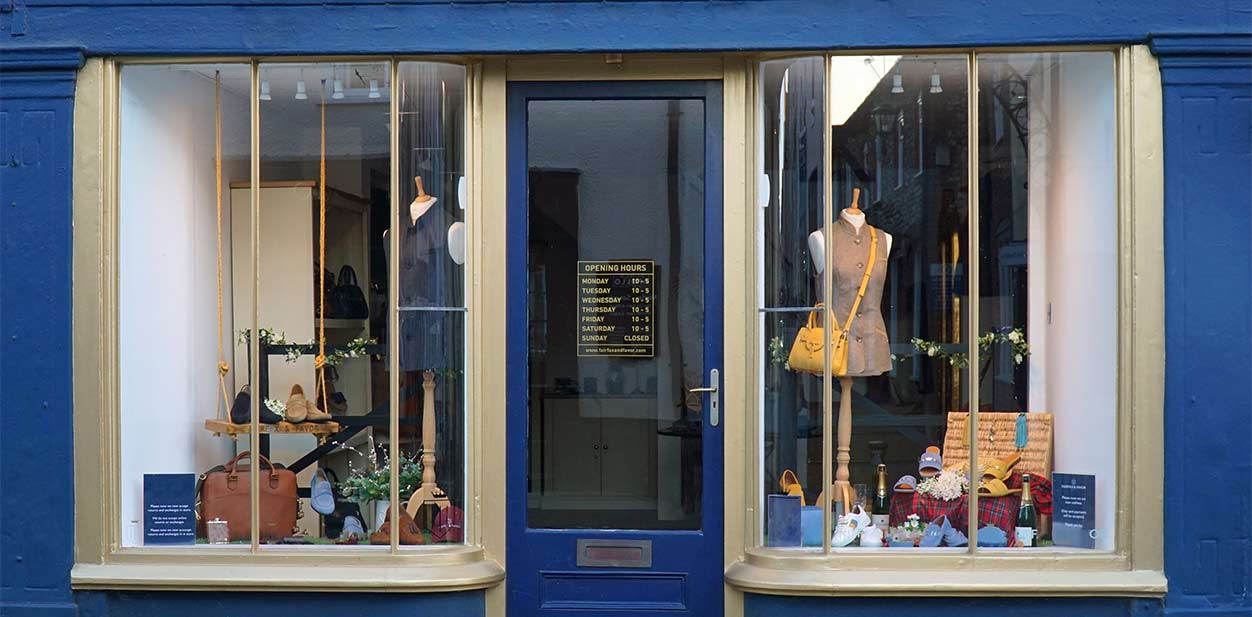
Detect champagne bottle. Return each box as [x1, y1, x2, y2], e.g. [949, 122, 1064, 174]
[872, 464, 890, 530]
[1015, 473, 1038, 547]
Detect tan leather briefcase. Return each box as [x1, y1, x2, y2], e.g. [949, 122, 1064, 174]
[197, 451, 298, 542]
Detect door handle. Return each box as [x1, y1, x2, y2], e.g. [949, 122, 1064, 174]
[688, 369, 720, 427]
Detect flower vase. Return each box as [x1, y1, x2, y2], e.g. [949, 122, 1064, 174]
[371, 499, 392, 532]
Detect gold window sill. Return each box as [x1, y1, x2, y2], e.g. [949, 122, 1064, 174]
[725, 547, 1166, 597]
[71, 546, 504, 593]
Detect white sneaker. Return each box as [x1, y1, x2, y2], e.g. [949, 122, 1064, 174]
[832, 505, 872, 547]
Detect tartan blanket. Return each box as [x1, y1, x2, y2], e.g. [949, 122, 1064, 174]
[889, 472, 1053, 536]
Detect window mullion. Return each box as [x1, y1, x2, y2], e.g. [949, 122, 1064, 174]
[820, 53, 834, 557]
[249, 58, 262, 554]
[965, 51, 981, 556]
[388, 59, 402, 554]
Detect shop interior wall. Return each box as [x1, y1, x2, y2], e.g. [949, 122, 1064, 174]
[117, 67, 245, 538]
[1027, 52, 1118, 549]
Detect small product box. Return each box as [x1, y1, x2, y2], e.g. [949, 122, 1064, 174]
[766, 494, 801, 547]
[801, 506, 825, 547]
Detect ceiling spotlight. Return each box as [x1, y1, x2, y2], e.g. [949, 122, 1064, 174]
[891, 66, 904, 94]
[260, 79, 271, 101]
[332, 79, 345, 99]
[369, 79, 380, 99]
[295, 80, 307, 100]
[930, 64, 943, 94]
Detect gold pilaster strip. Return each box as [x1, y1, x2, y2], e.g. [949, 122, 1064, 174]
[465, 60, 483, 546]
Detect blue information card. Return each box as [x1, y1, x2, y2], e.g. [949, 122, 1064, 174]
[1052, 473, 1097, 549]
[143, 473, 197, 546]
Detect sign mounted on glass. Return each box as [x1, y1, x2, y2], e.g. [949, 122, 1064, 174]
[1052, 472, 1098, 549]
[577, 260, 655, 357]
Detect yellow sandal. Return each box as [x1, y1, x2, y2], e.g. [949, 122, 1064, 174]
[779, 469, 806, 506]
[977, 477, 1021, 498]
[979, 452, 1022, 482]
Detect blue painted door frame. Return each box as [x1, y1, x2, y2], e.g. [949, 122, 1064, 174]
[505, 80, 725, 616]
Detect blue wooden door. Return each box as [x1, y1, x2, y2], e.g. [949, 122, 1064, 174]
[507, 80, 724, 616]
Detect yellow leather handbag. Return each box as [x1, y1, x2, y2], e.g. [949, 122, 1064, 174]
[787, 227, 878, 377]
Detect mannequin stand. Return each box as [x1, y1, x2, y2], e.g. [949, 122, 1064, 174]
[817, 377, 857, 513]
[406, 371, 450, 518]
[832, 376, 856, 509]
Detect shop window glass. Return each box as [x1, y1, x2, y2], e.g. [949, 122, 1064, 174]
[117, 61, 468, 549]
[975, 52, 1117, 551]
[829, 55, 971, 551]
[254, 61, 394, 548]
[758, 54, 971, 552]
[757, 56, 827, 550]
[118, 63, 252, 548]
[759, 51, 1119, 555]
[394, 61, 468, 546]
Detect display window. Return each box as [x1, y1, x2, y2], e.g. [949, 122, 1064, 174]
[757, 51, 1118, 555]
[117, 60, 468, 551]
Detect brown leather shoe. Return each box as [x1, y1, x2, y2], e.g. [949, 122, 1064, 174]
[369, 508, 426, 545]
[369, 522, 390, 545]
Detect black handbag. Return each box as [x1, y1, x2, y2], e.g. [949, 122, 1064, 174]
[314, 262, 338, 317]
[333, 265, 369, 319]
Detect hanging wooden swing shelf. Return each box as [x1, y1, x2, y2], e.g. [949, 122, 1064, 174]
[204, 418, 341, 443]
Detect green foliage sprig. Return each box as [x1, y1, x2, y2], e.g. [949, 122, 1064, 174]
[768, 335, 789, 366]
[337, 447, 424, 504]
[237, 328, 377, 366]
[910, 327, 1030, 369]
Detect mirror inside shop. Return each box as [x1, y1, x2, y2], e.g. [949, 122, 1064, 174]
[117, 61, 467, 547]
[758, 52, 1117, 551]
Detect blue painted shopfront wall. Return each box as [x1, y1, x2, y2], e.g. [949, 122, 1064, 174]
[1, 3, 1249, 616]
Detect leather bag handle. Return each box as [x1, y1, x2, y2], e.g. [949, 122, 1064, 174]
[226, 450, 277, 480]
[337, 264, 357, 287]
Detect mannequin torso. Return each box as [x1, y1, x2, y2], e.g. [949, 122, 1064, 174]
[806, 208, 893, 378]
[807, 210, 893, 267]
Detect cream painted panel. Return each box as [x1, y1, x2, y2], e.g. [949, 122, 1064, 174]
[230, 185, 318, 534]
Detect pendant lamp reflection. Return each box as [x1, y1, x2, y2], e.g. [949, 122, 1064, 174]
[930, 64, 943, 94]
[259, 70, 271, 101]
[332, 78, 345, 100]
[369, 79, 381, 99]
[891, 65, 904, 94]
[295, 80, 307, 100]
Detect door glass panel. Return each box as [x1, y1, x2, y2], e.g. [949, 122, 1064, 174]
[526, 98, 705, 530]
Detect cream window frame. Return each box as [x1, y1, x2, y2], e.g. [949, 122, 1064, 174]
[67, 47, 1165, 600]
[69, 56, 504, 592]
[724, 45, 1166, 596]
